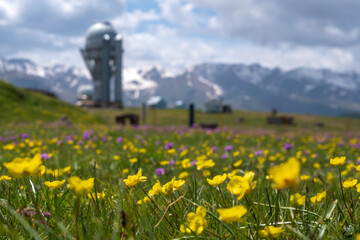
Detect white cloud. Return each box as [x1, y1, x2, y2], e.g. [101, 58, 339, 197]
[1, 0, 360, 75]
[0, 1, 21, 25]
[111, 9, 159, 34]
[122, 25, 355, 72]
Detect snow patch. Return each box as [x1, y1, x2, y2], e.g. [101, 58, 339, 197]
[197, 76, 223, 97]
[123, 68, 157, 92]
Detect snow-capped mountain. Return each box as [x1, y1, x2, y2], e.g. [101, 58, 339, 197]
[0, 58, 91, 103]
[1, 57, 360, 116]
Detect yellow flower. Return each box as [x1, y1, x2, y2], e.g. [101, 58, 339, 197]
[0, 175, 12, 181]
[207, 174, 227, 186]
[259, 226, 284, 239]
[300, 175, 310, 181]
[233, 160, 243, 168]
[162, 177, 185, 194]
[159, 161, 169, 166]
[46, 166, 71, 177]
[202, 170, 211, 177]
[149, 181, 163, 196]
[68, 176, 94, 195]
[44, 180, 66, 189]
[113, 155, 120, 160]
[355, 233, 360, 240]
[227, 170, 239, 179]
[162, 178, 175, 194]
[356, 183, 360, 192]
[196, 159, 215, 170]
[313, 163, 321, 170]
[217, 205, 247, 223]
[123, 169, 147, 187]
[290, 193, 305, 206]
[310, 191, 326, 204]
[330, 156, 346, 166]
[4, 154, 44, 178]
[343, 178, 358, 189]
[178, 171, 189, 179]
[3, 143, 16, 151]
[129, 158, 138, 163]
[326, 172, 333, 182]
[226, 171, 256, 200]
[313, 177, 321, 183]
[87, 192, 106, 200]
[137, 196, 151, 205]
[181, 159, 191, 169]
[268, 158, 300, 190]
[168, 149, 176, 155]
[180, 149, 188, 157]
[180, 206, 207, 235]
[174, 179, 185, 190]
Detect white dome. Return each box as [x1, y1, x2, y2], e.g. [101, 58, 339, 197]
[85, 21, 116, 49]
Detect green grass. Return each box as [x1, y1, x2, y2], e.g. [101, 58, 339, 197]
[0, 80, 101, 125]
[0, 125, 359, 239]
[1, 81, 360, 238]
[90, 106, 360, 133]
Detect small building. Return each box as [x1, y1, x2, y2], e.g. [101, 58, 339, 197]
[204, 98, 223, 113]
[175, 100, 187, 109]
[146, 96, 167, 109]
[76, 85, 94, 107]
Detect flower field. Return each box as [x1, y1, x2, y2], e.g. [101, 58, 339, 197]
[1, 123, 360, 239]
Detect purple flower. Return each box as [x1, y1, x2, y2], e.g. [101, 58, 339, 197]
[254, 150, 263, 156]
[165, 143, 174, 150]
[83, 130, 91, 140]
[102, 137, 108, 142]
[211, 146, 217, 153]
[42, 212, 51, 217]
[169, 160, 176, 166]
[224, 145, 233, 152]
[155, 168, 165, 175]
[283, 143, 293, 151]
[41, 153, 50, 160]
[20, 133, 29, 139]
[222, 153, 228, 159]
[65, 135, 74, 141]
[191, 160, 197, 167]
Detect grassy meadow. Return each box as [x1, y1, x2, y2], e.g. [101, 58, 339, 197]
[1, 81, 360, 239]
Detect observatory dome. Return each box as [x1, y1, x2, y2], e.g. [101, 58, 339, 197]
[85, 21, 117, 49]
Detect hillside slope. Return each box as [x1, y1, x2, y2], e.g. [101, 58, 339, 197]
[0, 80, 100, 124]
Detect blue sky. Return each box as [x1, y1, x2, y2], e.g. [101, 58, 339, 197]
[1, 0, 360, 72]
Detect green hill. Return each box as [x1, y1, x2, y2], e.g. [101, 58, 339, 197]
[0, 80, 100, 124]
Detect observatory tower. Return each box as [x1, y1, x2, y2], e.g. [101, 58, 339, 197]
[80, 21, 123, 108]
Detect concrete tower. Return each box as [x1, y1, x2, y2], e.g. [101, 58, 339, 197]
[80, 21, 123, 108]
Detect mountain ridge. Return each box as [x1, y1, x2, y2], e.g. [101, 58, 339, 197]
[1, 57, 359, 116]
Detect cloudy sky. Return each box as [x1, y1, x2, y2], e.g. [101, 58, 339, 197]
[1, 0, 360, 72]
